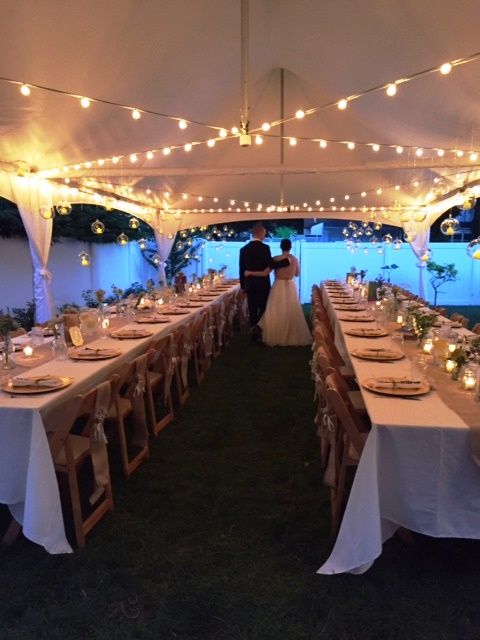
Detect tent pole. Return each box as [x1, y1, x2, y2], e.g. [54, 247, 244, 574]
[280, 68, 285, 207]
[240, 0, 249, 133]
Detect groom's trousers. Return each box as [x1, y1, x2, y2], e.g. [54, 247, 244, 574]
[244, 277, 270, 326]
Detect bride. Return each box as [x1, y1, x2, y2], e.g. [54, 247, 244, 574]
[244, 238, 312, 347]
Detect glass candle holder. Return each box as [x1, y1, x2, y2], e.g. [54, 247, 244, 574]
[445, 359, 456, 373]
[462, 367, 477, 390]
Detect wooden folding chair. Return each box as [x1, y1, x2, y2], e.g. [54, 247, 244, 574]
[53, 382, 115, 547]
[146, 336, 176, 432]
[325, 372, 369, 536]
[172, 324, 191, 406]
[107, 353, 151, 477]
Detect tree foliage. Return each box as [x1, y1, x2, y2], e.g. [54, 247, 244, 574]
[426, 261, 458, 305]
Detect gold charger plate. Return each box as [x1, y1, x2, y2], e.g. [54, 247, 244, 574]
[362, 377, 430, 396]
[161, 310, 190, 315]
[2, 376, 73, 394]
[351, 349, 404, 361]
[334, 305, 366, 311]
[345, 328, 388, 338]
[135, 317, 171, 324]
[110, 330, 153, 339]
[69, 348, 121, 360]
[338, 315, 374, 322]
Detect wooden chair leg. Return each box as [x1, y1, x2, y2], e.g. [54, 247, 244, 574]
[66, 461, 86, 548]
[2, 518, 22, 547]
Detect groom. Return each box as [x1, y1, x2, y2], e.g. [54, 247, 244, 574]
[239, 222, 290, 341]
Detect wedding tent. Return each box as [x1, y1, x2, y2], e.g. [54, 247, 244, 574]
[2, 0, 480, 319]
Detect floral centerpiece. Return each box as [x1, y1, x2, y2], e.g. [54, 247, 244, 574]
[449, 347, 468, 380]
[410, 310, 438, 344]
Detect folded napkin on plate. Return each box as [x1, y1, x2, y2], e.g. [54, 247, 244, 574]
[360, 348, 398, 357]
[74, 347, 117, 356]
[12, 375, 61, 388]
[113, 329, 145, 337]
[371, 376, 422, 390]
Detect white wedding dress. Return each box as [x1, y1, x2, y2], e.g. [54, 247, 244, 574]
[259, 254, 312, 347]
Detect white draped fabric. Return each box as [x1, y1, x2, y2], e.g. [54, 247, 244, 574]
[152, 214, 181, 283]
[404, 226, 430, 299]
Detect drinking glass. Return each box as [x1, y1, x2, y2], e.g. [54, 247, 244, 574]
[411, 352, 428, 381]
[390, 331, 404, 353]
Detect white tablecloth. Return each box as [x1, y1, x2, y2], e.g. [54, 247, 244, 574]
[318, 285, 480, 575]
[0, 287, 237, 553]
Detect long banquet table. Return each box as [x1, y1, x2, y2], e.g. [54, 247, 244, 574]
[318, 284, 480, 575]
[0, 285, 238, 554]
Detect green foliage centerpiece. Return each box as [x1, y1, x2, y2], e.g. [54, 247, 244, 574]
[410, 309, 438, 344]
[0, 310, 19, 369]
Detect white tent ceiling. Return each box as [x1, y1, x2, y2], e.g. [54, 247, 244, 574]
[1, 0, 480, 229]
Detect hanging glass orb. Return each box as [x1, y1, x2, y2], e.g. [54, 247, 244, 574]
[180, 230, 188, 238]
[228, 230, 235, 237]
[356, 228, 364, 237]
[373, 221, 382, 231]
[467, 237, 480, 260]
[151, 253, 160, 264]
[403, 229, 417, 243]
[382, 233, 393, 244]
[190, 227, 197, 233]
[186, 238, 193, 246]
[440, 215, 459, 236]
[116, 233, 129, 246]
[129, 217, 140, 229]
[91, 219, 105, 235]
[399, 211, 411, 223]
[348, 221, 357, 230]
[419, 248, 432, 263]
[342, 227, 350, 237]
[361, 220, 369, 228]
[364, 226, 373, 236]
[176, 241, 184, 250]
[393, 238, 403, 251]
[137, 238, 148, 250]
[370, 236, 379, 245]
[104, 199, 114, 212]
[39, 206, 55, 220]
[223, 225, 229, 232]
[55, 202, 72, 216]
[351, 231, 358, 238]
[377, 245, 384, 255]
[78, 251, 91, 267]
[205, 233, 212, 240]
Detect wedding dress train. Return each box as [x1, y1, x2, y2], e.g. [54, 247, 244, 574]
[259, 277, 312, 347]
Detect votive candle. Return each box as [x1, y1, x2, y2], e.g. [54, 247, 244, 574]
[445, 359, 456, 373]
[23, 345, 34, 358]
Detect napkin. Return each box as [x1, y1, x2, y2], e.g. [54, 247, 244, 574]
[351, 328, 383, 335]
[371, 376, 422, 390]
[12, 375, 62, 388]
[359, 348, 398, 357]
[74, 347, 117, 357]
[112, 329, 147, 337]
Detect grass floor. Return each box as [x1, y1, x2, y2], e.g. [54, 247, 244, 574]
[2, 329, 480, 639]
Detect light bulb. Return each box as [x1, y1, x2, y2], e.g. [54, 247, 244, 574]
[129, 217, 140, 229]
[117, 233, 129, 246]
[338, 98, 348, 110]
[289, 138, 297, 146]
[347, 142, 355, 150]
[456, 150, 464, 157]
[80, 97, 91, 108]
[437, 149, 444, 157]
[395, 185, 401, 190]
[440, 62, 452, 75]
[372, 143, 380, 152]
[131, 109, 141, 120]
[184, 143, 192, 152]
[207, 138, 216, 147]
[470, 152, 478, 162]
[231, 126, 239, 134]
[163, 147, 171, 156]
[55, 202, 72, 216]
[344, 194, 350, 200]
[361, 191, 367, 197]
[39, 206, 55, 220]
[219, 128, 228, 138]
[261, 122, 271, 132]
[386, 83, 397, 97]
[396, 146, 403, 154]
[112, 156, 120, 164]
[178, 119, 188, 129]
[146, 151, 154, 160]
[91, 219, 105, 235]
[20, 84, 30, 96]
[138, 238, 148, 250]
[319, 139, 327, 148]
[255, 135, 263, 145]
[129, 153, 138, 163]
[295, 109, 305, 119]
[416, 148, 424, 157]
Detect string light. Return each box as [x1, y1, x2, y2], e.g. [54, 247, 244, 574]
[131, 109, 141, 120]
[261, 122, 271, 132]
[184, 142, 192, 152]
[219, 128, 228, 138]
[289, 137, 297, 146]
[295, 109, 306, 119]
[178, 119, 188, 129]
[319, 139, 327, 148]
[440, 62, 452, 75]
[207, 138, 216, 147]
[20, 84, 30, 96]
[255, 135, 263, 145]
[386, 83, 397, 97]
[337, 98, 348, 110]
[80, 97, 91, 108]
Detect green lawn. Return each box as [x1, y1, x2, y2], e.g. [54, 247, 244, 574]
[2, 329, 480, 639]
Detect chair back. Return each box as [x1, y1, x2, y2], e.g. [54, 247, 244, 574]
[325, 373, 365, 459]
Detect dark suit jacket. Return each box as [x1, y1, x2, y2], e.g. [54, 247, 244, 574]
[239, 240, 289, 290]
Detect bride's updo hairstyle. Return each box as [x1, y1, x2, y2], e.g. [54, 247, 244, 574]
[280, 238, 292, 251]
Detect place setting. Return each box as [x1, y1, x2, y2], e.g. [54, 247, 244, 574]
[351, 347, 405, 362]
[110, 328, 154, 340]
[337, 313, 375, 322]
[361, 375, 431, 397]
[1, 374, 73, 395]
[334, 304, 367, 311]
[68, 346, 122, 360]
[135, 314, 172, 324]
[345, 327, 389, 338]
